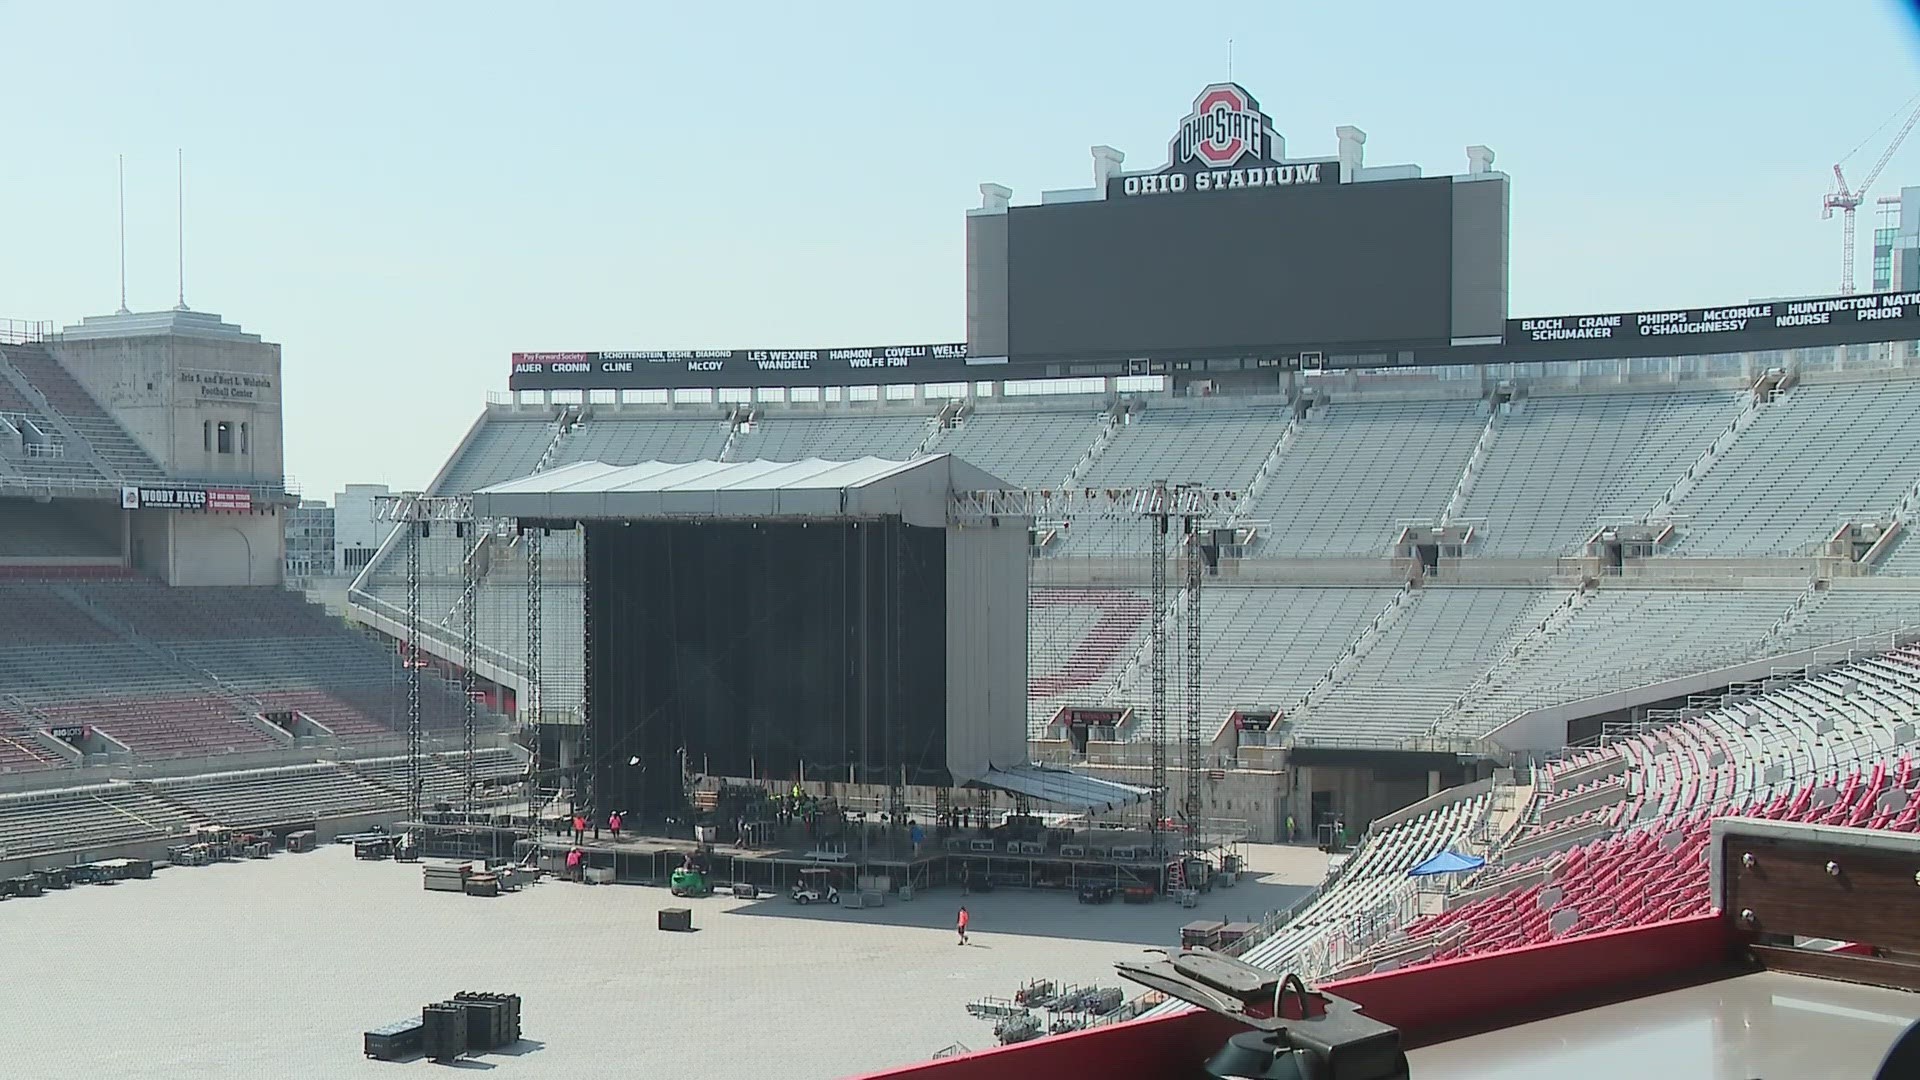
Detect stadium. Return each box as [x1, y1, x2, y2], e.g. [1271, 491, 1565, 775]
[6, 79, 1920, 1078]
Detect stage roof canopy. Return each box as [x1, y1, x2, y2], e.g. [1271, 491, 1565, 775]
[472, 455, 1012, 528]
[973, 764, 1150, 814]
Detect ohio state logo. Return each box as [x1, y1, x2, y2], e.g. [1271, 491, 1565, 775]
[1170, 83, 1275, 170]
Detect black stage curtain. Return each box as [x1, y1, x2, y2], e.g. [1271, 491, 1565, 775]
[587, 519, 948, 815]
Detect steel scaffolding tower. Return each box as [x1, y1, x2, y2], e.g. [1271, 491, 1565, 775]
[950, 480, 1238, 875]
[1182, 517, 1204, 840]
[404, 520, 423, 824]
[461, 524, 479, 823]
[523, 525, 543, 821]
[1148, 488, 1170, 867]
[576, 526, 594, 827]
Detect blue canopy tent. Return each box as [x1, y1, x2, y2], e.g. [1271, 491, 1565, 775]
[1408, 849, 1486, 877]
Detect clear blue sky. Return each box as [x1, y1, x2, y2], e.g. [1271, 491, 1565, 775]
[2, 1, 1917, 502]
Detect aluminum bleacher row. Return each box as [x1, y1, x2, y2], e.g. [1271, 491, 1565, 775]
[1133, 641, 1920, 1013]
[434, 370, 1920, 561]
[0, 749, 524, 860]
[1291, 588, 1557, 744]
[1327, 647, 1920, 976]
[1246, 400, 1486, 557]
[1667, 380, 1920, 555]
[0, 578, 496, 768]
[1140, 786, 1494, 1022]
[1454, 391, 1739, 556]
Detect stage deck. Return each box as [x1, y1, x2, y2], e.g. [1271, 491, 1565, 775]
[523, 829, 1176, 893]
[1407, 970, 1919, 1078]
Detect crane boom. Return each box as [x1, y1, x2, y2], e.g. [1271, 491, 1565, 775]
[1860, 100, 1920, 197]
[1826, 98, 1920, 294]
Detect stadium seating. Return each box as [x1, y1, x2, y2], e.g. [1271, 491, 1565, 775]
[927, 404, 1108, 489]
[176, 637, 471, 732]
[0, 784, 204, 861]
[1027, 588, 1151, 733]
[0, 705, 65, 772]
[1291, 588, 1556, 744]
[0, 643, 222, 704]
[1666, 381, 1920, 555]
[1057, 401, 1291, 555]
[1143, 786, 1493, 1010]
[76, 580, 339, 641]
[1089, 587, 1400, 741]
[432, 413, 563, 495]
[554, 411, 731, 468]
[250, 689, 410, 742]
[1241, 400, 1487, 557]
[35, 697, 278, 758]
[1456, 391, 1739, 555]
[1137, 646, 1920, 1002]
[151, 764, 404, 827]
[342, 748, 523, 806]
[728, 413, 931, 461]
[1431, 588, 1802, 738]
[0, 343, 167, 482]
[0, 583, 120, 645]
[0, 500, 120, 558]
[0, 578, 497, 763]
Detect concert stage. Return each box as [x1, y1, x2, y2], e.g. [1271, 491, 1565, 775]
[472, 456, 1145, 825]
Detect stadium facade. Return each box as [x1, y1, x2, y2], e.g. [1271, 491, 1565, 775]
[382, 81, 1920, 838]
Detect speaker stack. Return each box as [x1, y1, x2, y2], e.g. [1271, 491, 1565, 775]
[365, 989, 523, 1063]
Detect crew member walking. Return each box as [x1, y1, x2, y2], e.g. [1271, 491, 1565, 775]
[609, 811, 623, 841]
[572, 814, 586, 843]
[956, 905, 970, 946]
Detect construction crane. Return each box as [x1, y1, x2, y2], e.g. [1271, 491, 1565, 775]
[1824, 95, 1920, 295]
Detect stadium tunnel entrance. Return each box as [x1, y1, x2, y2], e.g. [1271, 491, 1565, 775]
[1286, 748, 1491, 847]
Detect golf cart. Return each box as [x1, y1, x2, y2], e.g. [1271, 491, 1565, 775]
[790, 867, 840, 905]
[669, 848, 714, 897]
[669, 866, 712, 897]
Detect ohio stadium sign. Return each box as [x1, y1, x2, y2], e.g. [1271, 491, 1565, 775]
[1108, 82, 1337, 200]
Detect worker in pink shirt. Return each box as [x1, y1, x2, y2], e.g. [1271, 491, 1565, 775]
[957, 906, 970, 946]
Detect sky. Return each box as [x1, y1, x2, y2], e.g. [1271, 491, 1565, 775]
[2, 1, 1918, 503]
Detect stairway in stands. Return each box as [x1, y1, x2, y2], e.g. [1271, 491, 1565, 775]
[0, 343, 167, 483]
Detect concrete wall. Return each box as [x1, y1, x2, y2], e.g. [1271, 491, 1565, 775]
[1449, 175, 1510, 342]
[147, 507, 286, 586]
[965, 211, 1010, 360]
[51, 311, 284, 486]
[1288, 762, 1451, 840]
